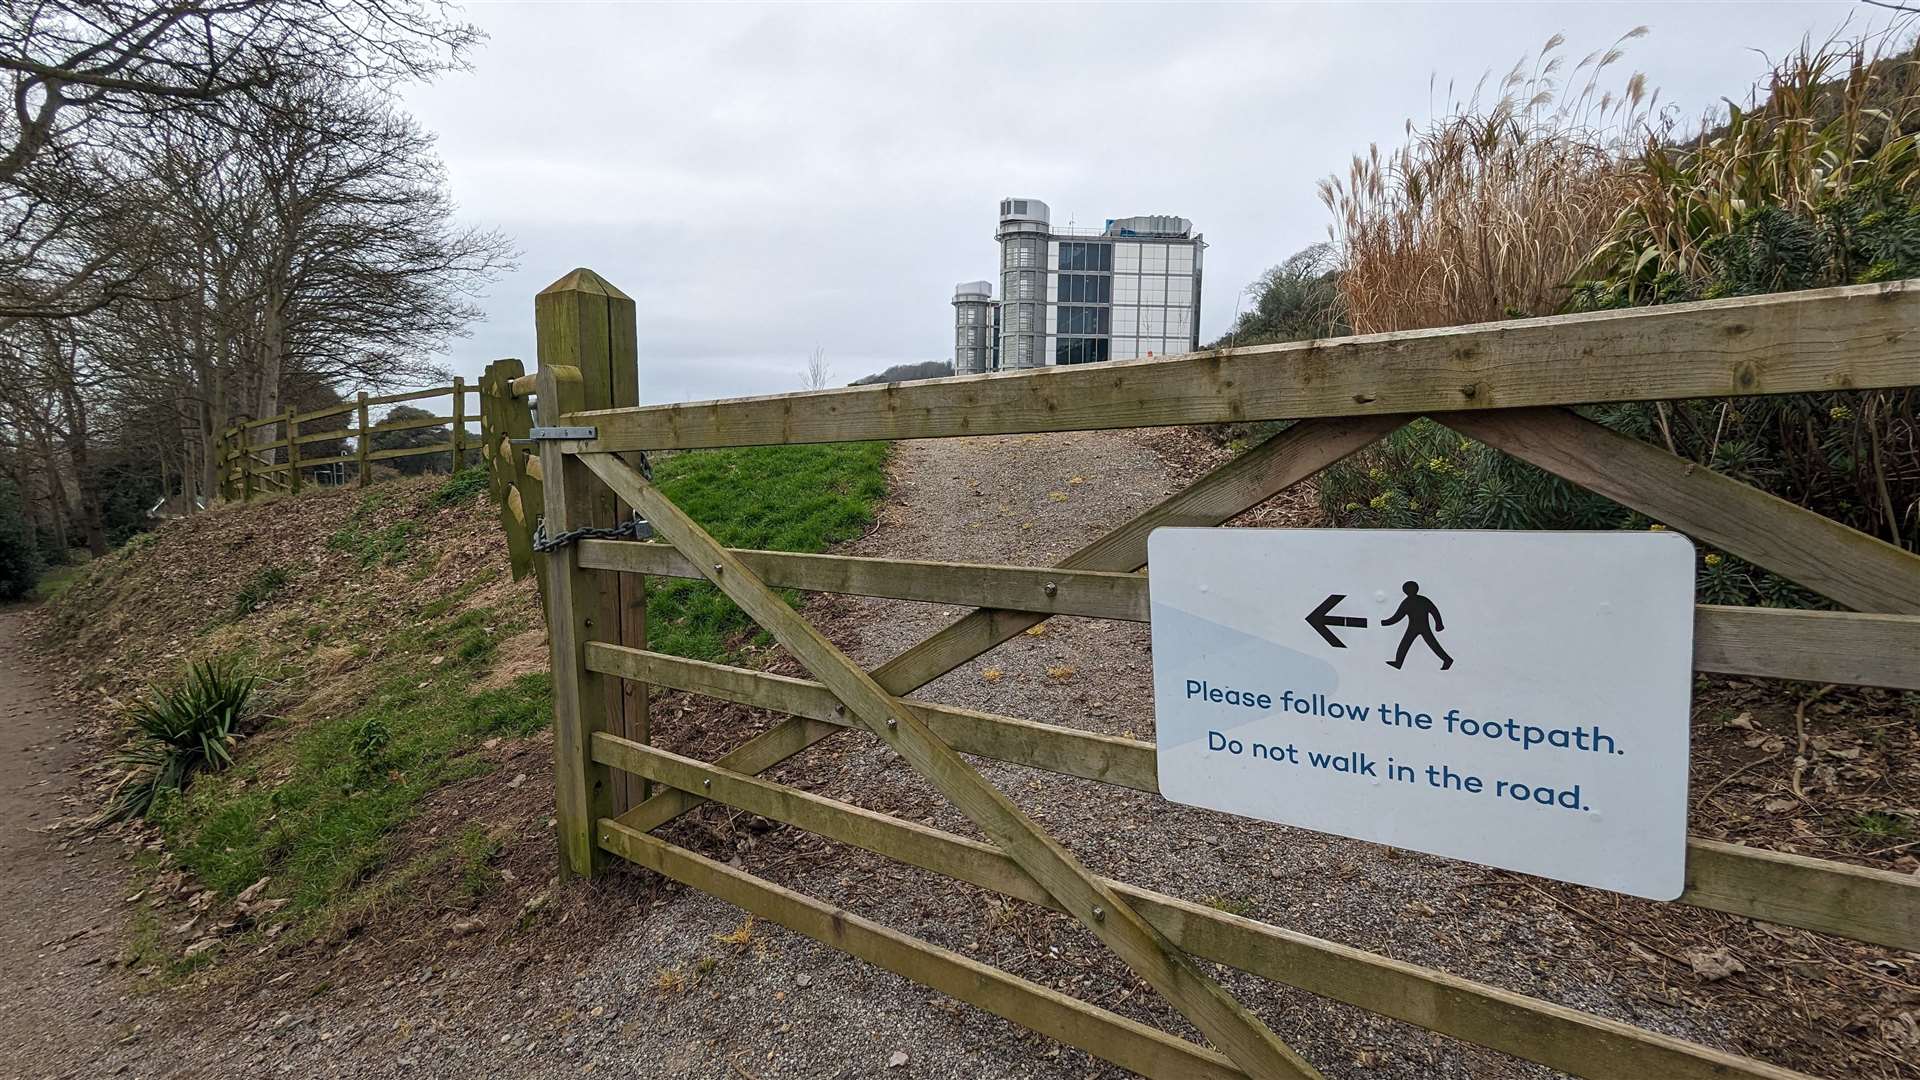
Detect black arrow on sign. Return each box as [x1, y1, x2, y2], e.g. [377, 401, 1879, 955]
[1306, 594, 1368, 648]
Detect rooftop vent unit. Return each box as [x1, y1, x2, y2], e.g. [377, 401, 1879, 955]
[1103, 214, 1193, 239]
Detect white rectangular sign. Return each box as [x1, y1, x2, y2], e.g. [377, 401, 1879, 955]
[1147, 528, 1695, 900]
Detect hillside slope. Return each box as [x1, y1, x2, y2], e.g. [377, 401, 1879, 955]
[33, 443, 887, 978]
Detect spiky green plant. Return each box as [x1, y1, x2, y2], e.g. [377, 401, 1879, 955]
[99, 661, 255, 824]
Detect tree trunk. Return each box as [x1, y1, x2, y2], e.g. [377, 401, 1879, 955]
[59, 381, 109, 556]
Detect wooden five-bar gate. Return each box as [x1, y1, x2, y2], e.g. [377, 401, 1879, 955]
[478, 268, 1920, 1080]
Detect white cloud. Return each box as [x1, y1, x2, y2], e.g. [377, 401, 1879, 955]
[410, 0, 1862, 403]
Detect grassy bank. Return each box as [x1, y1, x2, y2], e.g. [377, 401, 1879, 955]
[54, 442, 889, 967]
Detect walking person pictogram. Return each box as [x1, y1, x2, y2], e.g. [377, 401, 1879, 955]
[1383, 580, 1453, 670]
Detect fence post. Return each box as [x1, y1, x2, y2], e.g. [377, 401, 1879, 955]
[285, 408, 301, 495]
[451, 376, 466, 472]
[535, 267, 651, 815]
[218, 429, 235, 502]
[241, 426, 256, 503]
[356, 392, 371, 488]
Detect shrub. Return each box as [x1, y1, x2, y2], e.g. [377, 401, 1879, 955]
[0, 477, 42, 601]
[1566, 34, 1920, 557]
[99, 661, 255, 823]
[1210, 243, 1347, 350]
[1316, 30, 1920, 601]
[369, 405, 451, 474]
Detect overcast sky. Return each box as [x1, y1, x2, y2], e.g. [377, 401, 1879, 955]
[400, 1, 1869, 406]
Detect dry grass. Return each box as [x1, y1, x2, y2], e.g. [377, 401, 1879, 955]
[1587, 24, 1920, 296]
[1321, 29, 1658, 332]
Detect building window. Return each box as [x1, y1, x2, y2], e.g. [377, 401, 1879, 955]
[1056, 274, 1110, 304]
[1058, 242, 1112, 272]
[1055, 306, 1109, 335]
[1054, 337, 1111, 365]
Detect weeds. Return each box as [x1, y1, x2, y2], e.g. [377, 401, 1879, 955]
[1203, 895, 1258, 918]
[232, 565, 290, 617]
[327, 520, 419, 566]
[432, 466, 490, 508]
[147, 663, 548, 921]
[1854, 811, 1910, 840]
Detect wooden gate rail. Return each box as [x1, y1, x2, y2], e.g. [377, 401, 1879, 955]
[587, 642, 1920, 954]
[1444, 408, 1920, 613]
[575, 542, 1920, 690]
[601, 820, 1250, 1080]
[602, 412, 1398, 858]
[555, 281, 1915, 454]
[595, 734, 1810, 1080]
[510, 268, 1920, 1080]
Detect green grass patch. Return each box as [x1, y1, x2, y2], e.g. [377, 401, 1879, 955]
[136, 441, 888, 945]
[644, 442, 888, 661]
[148, 631, 549, 930]
[31, 560, 87, 601]
[432, 466, 491, 507]
[232, 565, 291, 617]
[327, 520, 420, 566]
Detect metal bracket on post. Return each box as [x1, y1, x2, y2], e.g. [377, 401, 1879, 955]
[515, 425, 599, 444]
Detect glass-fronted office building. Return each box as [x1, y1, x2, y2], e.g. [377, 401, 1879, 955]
[953, 197, 1203, 374]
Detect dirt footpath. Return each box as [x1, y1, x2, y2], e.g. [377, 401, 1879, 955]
[0, 605, 178, 1078]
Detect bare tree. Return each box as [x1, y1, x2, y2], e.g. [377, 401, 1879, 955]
[0, 0, 480, 324]
[0, 8, 510, 547]
[800, 345, 831, 390]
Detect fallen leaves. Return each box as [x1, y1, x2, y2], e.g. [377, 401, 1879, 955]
[1684, 947, 1747, 982]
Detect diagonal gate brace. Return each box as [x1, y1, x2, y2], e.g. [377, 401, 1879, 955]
[614, 414, 1411, 839]
[579, 450, 1326, 1080]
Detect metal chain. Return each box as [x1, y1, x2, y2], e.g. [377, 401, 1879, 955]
[526, 450, 655, 551]
[531, 512, 653, 552]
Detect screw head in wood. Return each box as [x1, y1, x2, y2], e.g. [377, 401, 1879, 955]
[1043, 581, 1058, 596]
[1091, 905, 1105, 921]
[712, 563, 724, 574]
[702, 778, 711, 789]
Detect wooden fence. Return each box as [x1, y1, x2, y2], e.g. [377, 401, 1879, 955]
[490, 267, 1920, 1080]
[216, 382, 481, 502]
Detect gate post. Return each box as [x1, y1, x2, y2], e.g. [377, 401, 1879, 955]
[534, 268, 651, 815]
[535, 267, 644, 874]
